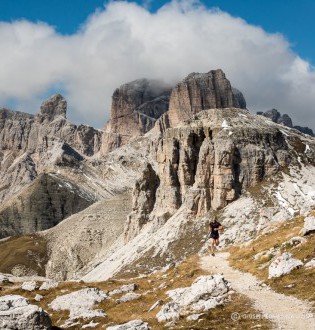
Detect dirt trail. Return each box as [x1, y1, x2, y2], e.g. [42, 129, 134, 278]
[200, 252, 314, 330]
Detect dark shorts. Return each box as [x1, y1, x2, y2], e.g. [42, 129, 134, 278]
[209, 233, 219, 240]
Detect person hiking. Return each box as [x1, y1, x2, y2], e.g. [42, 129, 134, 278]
[208, 217, 223, 256]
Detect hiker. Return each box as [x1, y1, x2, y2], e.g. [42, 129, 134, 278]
[208, 217, 223, 256]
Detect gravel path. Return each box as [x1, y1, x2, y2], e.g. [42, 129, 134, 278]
[200, 252, 315, 330]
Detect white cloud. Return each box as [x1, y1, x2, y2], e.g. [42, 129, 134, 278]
[0, 0, 314, 130]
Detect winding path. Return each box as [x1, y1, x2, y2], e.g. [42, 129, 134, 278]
[200, 252, 314, 330]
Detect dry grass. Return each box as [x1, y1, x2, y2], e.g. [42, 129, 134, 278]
[0, 234, 48, 275]
[229, 211, 315, 306]
[0, 255, 273, 329]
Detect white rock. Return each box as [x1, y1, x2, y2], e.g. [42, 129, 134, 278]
[39, 280, 59, 290]
[0, 295, 52, 329]
[117, 292, 141, 303]
[82, 321, 99, 328]
[282, 236, 306, 248]
[0, 274, 12, 284]
[305, 259, 315, 269]
[186, 313, 203, 321]
[300, 216, 315, 236]
[156, 302, 180, 322]
[50, 288, 108, 320]
[107, 319, 150, 330]
[109, 283, 138, 296]
[34, 294, 43, 302]
[21, 280, 38, 291]
[268, 253, 303, 278]
[166, 275, 229, 311]
[148, 300, 162, 312]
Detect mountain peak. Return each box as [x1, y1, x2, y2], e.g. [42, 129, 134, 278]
[40, 94, 67, 121]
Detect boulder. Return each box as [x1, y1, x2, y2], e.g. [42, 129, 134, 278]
[300, 216, 315, 236]
[268, 252, 303, 278]
[166, 275, 229, 311]
[0, 274, 13, 284]
[156, 302, 180, 322]
[49, 288, 108, 320]
[304, 259, 315, 269]
[107, 319, 150, 330]
[0, 295, 52, 329]
[21, 280, 38, 291]
[109, 283, 138, 296]
[117, 292, 142, 303]
[39, 280, 59, 290]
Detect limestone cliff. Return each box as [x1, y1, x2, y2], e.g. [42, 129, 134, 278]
[0, 173, 94, 239]
[168, 69, 246, 127]
[101, 79, 171, 154]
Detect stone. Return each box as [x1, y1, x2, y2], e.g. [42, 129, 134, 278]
[21, 280, 38, 291]
[168, 69, 246, 127]
[106, 319, 150, 330]
[148, 300, 163, 312]
[49, 288, 108, 320]
[117, 292, 141, 303]
[0, 295, 52, 329]
[109, 283, 139, 296]
[304, 259, 315, 269]
[268, 253, 303, 278]
[186, 313, 203, 321]
[156, 302, 180, 322]
[35, 294, 43, 302]
[300, 216, 315, 236]
[39, 280, 59, 290]
[0, 274, 12, 284]
[281, 236, 306, 249]
[166, 275, 229, 311]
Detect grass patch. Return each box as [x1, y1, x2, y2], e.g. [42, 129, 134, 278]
[0, 234, 48, 276]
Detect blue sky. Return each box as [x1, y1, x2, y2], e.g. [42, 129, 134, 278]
[1, 0, 314, 64]
[0, 0, 314, 129]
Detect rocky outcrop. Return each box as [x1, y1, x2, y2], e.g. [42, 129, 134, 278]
[102, 79, 171, 154]
[300, 216, 315, 236]
[49, 288, 108, 320]
[257, 109, 314, 136]
[168, 69, 246, 127]
[268, 252, 303, 278]
[0, 173, 94, 239]
[0, 295, 52, 329]
[124, 163, 159, 241]
[107, 320, 150, 330]
[157, 275, 229, 322]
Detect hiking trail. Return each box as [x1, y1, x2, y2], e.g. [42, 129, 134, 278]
[200, 252, 314, 330]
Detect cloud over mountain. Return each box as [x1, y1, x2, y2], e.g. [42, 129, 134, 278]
[0, 0, 314, 129]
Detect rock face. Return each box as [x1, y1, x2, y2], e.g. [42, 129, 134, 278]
[0, 295, 52, 330]
[168, 69, 246, 127]
[102, 79, 171, 154]
[126, 108, 292, 242]
[268, 252, 303, 278]
[0, 173, 94, 239]
[257, 109, 314, 136]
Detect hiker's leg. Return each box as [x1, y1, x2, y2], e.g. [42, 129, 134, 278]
[215, 238, 220, 246]
[210, 238, 215, 254]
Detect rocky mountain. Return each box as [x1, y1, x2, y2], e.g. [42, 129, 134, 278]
[101, 79, 172, 154]
[257, 108, 314, 136]
[168, 69, 246, 127]
[0, 69, 315, 329]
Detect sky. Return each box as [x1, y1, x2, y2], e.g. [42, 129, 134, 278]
[0, 0, 314, 129]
